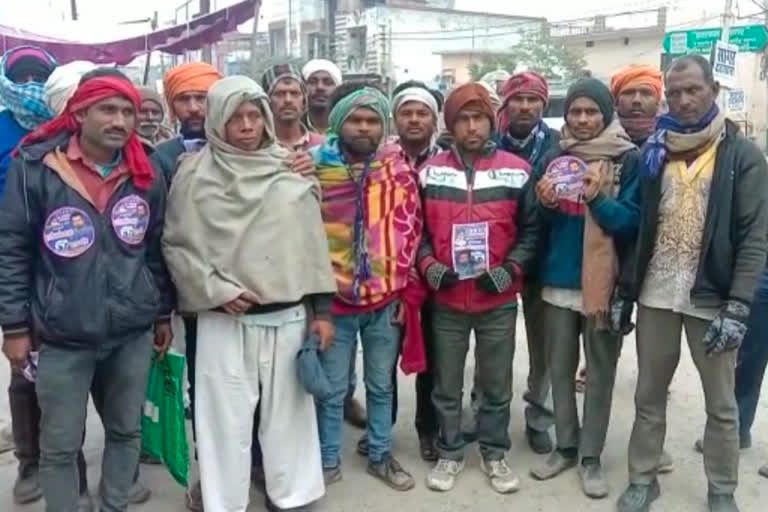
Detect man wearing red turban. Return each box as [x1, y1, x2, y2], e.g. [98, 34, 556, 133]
[0, 71, 173, 512]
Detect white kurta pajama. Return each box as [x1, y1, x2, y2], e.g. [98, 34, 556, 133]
[195, 306, 324, 511]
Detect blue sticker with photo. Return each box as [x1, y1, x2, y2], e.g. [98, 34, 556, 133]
[111, 195, 150, 245]
[42, 207, 95, 258]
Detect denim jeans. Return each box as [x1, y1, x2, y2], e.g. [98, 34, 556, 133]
[735, 266, 768, 440]
[36, 332, 153, 512]
[316, 301, 401, 466]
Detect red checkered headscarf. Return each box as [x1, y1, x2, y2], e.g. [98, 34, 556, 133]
[17, 76, 154, 190]
[497, 72, 549, 134]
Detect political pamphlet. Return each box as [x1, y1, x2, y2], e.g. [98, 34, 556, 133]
[452, 222, 489, 280]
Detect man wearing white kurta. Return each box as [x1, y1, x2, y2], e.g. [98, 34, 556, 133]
[162, 76, 337, 512]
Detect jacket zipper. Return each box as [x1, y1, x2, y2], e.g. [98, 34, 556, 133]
[465, 165, 474, 312]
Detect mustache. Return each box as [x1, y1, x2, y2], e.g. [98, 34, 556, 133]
[105, 128, 128, 136]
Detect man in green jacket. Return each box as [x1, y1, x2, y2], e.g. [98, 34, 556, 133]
[617, 54, 768, 512]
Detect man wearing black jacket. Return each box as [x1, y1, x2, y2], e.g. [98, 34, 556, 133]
[0, 75, 173, 512]
[617, 54, 768, 512]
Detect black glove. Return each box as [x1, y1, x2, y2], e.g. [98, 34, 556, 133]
[425, 262, 460, 291]
[609, 293, 635, 336]
[476, 266, 515, 295]
[703, 300, 750, 356]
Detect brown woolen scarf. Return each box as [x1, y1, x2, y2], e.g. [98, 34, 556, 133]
[560, 119, 636, 328]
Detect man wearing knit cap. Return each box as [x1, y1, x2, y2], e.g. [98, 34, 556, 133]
[311, 82, 422, 492]
[530, 78, 641, 501]
[486, 71, 559, 455]
[0, 44, 56, 507]
[262, 63, 324, 151]
[419, 82, 538, 494]
[0, 71, 173, 512]
[302, 59, 342, 134]
[610, 65, 663, 146]
[136, 87, 174, 149]
[618, 54, 768, 512]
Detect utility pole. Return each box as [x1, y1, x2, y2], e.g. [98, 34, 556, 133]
[721, 0, 734, 44]
[200, 0, 212, 63]
[70, 0, 78, 20]
[142, 11, 159, 86]
[249, 0, 261, 76]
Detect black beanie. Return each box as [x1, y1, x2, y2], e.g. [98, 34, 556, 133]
[7, 55, 54, 83]
[564, 78, 614, 123]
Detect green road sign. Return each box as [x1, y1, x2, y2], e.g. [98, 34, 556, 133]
[663, 25, 768, 55]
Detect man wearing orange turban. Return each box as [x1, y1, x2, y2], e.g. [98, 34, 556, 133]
[610, 65, 663, 146]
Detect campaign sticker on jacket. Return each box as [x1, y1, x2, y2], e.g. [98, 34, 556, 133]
[112, 195, 150, 245]
[546, 156, 587, 202]
[43, 207, 96, 258]
[452, 222, 489, 280]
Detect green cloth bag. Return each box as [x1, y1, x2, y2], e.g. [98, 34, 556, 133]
[142, 352, 189, 486]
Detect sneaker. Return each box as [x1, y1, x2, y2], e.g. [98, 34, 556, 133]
[323, 466, 342, 486]
[657, 451, 674, 474]
[526, 427, 553, 455]
[579, 460, 609, 499]
[13, 468, 43, 505]
[426, 458, 464, 492]
[265, 494, 313, 511]
[695, 435, 751, 453]
[480, 457, 520, 494]
[617, 480, 660, 512]
[708, 493, 739, 512]
[759, 463, 768, 479]
[367, 454, 414, 491]
[530, 450, 577, 480]
[77, 492, 95, 512]
[128, 480, 152, 504]
[185, 480, 204, 512]
[418, 435, 438, 462]
[344, 397, 367, 429]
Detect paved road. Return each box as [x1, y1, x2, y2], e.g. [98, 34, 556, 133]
[1, 316, 766, 511]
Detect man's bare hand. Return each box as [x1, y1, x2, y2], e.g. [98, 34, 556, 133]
[582, 166, 602, 201]
[153, 322, 174, 360]
[311, 319, 335, 351]
[536, 175, 558, 208]
[2, 333, 31, 372]
[290, 151, 316, 177]
[221, 291, 259, 315]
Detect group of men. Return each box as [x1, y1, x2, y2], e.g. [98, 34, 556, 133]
[0, 41, 766, 512]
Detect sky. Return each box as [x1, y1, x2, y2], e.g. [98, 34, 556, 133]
[0, 0, 755, 41]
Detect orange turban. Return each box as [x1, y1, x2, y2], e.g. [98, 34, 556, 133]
[163, 62, 222, 110]
[444, 83, 495, 133]
[610, 65, 663, 101]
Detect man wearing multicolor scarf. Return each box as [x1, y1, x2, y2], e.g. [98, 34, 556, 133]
[311, 82, 422, 491]
[610, 65, 663, 147]
[419, 82, 538, 495]
[530, 78, 641, 500]
[0, 73, 172, 512]
[492, 71, 559, 455]
[0, 44, 59, 507]
[618, 54, 768, 512]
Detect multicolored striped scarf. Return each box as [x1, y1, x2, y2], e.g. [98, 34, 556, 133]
[311, 135, 423, 306]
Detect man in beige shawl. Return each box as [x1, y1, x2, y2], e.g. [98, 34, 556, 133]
[530, 78, 642, 500]
[162, 75, 337, 512]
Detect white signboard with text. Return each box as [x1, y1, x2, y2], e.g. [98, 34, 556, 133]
[712, 41, 738, 88]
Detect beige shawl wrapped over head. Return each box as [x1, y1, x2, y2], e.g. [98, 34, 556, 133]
[162, 76, 337, 312]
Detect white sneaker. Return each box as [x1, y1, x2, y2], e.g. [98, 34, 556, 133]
[425, 458, 464, 492]
[481, 457, 520, 494]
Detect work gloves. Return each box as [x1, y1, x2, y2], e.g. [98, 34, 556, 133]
[703, 300, 750, 356]
[609, 293, 635, 336]
[425, 262, 460, 291]
[476, 266, 515, 295]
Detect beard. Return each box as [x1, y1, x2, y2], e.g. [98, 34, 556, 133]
[341, 136, 379, 158]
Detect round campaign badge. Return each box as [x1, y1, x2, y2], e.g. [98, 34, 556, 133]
[42, 207, 96, 258]
[111, 195, 150, 245]
[545, 156, 588, 202]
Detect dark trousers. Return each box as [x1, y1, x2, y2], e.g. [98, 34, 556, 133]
[185, 315, 263, 465]
[415, 302, 438, 439]
[735, 267, 768, 441]
[432, 303, 516, 461]
[9, 365, 88, 494]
